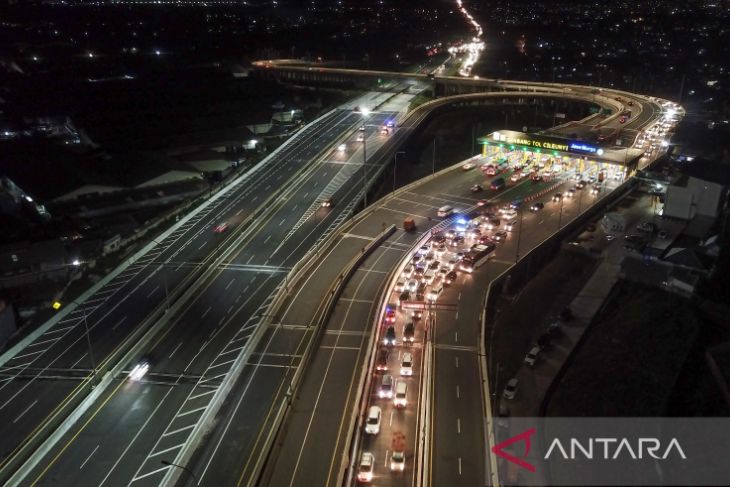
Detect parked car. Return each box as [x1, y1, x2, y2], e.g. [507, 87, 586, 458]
[547, 321, 562, 338]
[636, 221, 655, 232]
[502, 378, 519, 400]
[524, 346, 540, 367]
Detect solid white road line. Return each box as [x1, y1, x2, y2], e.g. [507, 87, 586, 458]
[111, 315, 128, 331]
[12, 400, 38, 423]
[70, 353, 87, 369]
[169, 342, 183, 359]
[79, 445, 99, 470]
[146, 285, 159, 299]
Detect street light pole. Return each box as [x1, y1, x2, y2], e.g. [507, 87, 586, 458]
[81, 307, 98, 385]
[432, 138, 436, 175]
[362, 129, 368, 207]
[393, 151, 405, 195]
[558, 196, 565, 230]
[515, 207, 524, 263]
[161, 460, 199, 486]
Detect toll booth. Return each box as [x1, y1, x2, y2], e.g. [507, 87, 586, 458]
[476, 130, 644, 183]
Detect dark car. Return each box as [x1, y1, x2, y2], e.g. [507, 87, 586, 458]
[433, 234, 447, 244]
[530, 202, 544, 212]
[450, 235, 465, 247]
[403, 322, 415, 344]
[586, 223, 596, 232]
[531, 174, 543, 183]
[376, 349, 389, 371]
[471, 184, 483, 193]
[398, 290, 410, 306]
[537, 332, 552, 350]
[624, 234, 644, 244]
[383, 326, 397, 346]
[509, 199, 523, 209]
[445, 270, 458, 285]
[547, 321, 562, 338]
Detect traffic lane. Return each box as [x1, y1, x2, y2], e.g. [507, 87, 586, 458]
[0, 109, 352, 376]
[264, 272, 385, 486]
[360, 361, 421, 487]
[259, 237, 412, 487]
[431, 349, 484, 487]
[147, 272, 279, 375]
[265, 341, 366, 487]
[188, 323, 313, 486]
[0, 268, 176, 454]
[429, 254, 495, 487]
[1, 108, 362, 471]
[30, 381, 193, 487]
[9, 110, 356, 476]
[0, 380, 79, 462]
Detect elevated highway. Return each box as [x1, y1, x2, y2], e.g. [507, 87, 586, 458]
[0, 60, 678, 486]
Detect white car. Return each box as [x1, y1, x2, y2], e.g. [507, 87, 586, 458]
[395, 279, 406, 293]
[365, 405, 382, 434]
[358, 452, 375, 483]
[407, 279, 418, 292]
[502, 378, 519, 400]
[524, 346, 540, 367]
[400, 352, 413, 376]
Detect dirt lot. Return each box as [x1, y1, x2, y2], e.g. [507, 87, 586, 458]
[546, 281, 700, 416]
[488, 250, 600, 395]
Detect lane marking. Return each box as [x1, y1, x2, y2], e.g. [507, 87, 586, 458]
[454, 331, 458, 343]
[13, 399, 38, 423]
[457, 417, 461, 434]
[169, 342, 183, 359]
[225, 278, 236, 291]
[111, 316, 128, 331]
[456, 385, 460, 399]
[146, 285, 159, 299]
[263, 235, 272, 244]
[79, 445, 99, 470]
[458, 457, 462, 475]
[70, 353, 87, 369]
[201, 307, 212, 319]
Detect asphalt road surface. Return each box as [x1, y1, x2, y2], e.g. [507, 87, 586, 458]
[12, 92, 411, 486]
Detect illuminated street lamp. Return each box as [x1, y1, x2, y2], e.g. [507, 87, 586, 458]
[356, 107, 371, 207]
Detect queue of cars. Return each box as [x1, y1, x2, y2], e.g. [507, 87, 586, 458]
[359, 204, 519, 483]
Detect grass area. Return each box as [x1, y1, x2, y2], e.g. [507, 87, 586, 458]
[546, 280, 700, 416]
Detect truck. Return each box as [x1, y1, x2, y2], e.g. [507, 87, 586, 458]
[403, 217, 416, 232]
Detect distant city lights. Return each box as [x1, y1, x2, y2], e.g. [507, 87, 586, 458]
[448, 0, 486, 77]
